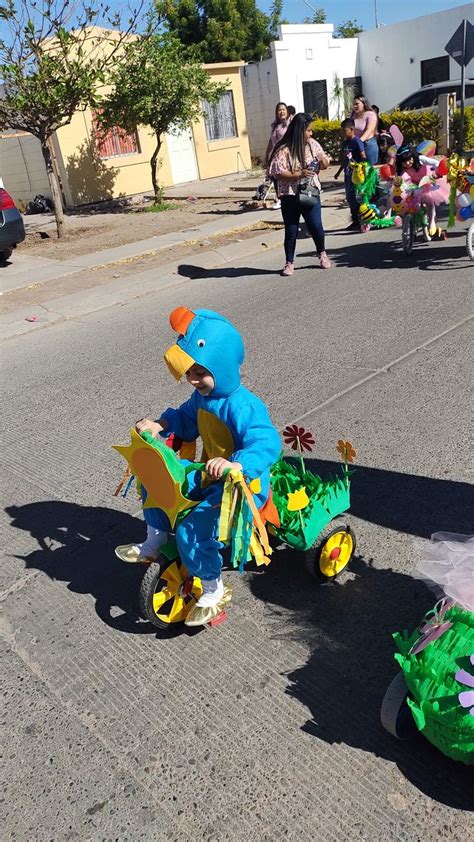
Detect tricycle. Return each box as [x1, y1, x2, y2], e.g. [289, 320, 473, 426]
[113, 427, 357, 629]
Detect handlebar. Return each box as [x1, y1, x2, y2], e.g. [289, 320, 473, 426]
[184, 462, 234, 480]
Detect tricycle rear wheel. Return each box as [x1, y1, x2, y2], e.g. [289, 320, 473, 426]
[139, 555, 202, 629]
[305, 520, 356, 581]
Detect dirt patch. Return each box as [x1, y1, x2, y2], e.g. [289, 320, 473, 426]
[20, 198, 263, 260]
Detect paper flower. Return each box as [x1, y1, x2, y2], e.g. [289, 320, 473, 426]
[408, 598, 454, 656]
[283, 425, 316, 452]
[336, 440, 356, 463]
[287, 487, 310, 511]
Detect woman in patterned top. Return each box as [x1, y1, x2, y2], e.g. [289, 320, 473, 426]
[269, 112, 331, 273]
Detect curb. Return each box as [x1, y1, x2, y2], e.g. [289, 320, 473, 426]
[1, 199, 348, 342]
[0, 228, 284, 341]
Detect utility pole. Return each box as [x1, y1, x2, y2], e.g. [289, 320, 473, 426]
[375, 0, 379, 28]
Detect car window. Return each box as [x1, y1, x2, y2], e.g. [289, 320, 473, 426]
[399, 89, 437, 109]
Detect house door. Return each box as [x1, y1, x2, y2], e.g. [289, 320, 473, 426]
[302, 80, 329, 119]
[166, 128, 199, 185]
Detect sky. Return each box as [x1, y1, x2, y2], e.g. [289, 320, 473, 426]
[259, 0, 467, 31]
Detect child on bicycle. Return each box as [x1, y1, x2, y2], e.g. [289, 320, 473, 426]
[116, 307, 281, 627]
[395, 146, 449, 234]
[334, 118, 366, 230]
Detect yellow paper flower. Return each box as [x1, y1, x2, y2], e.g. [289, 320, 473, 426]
[336, 439, 357, 463]
[287, 487, 310, 511]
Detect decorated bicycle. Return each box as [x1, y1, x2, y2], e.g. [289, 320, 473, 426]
[445, 152, 474, 260]
[381, 533, 474, 765]
[113, 426, 357, 630]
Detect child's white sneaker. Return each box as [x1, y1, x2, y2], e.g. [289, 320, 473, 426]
[184, 577, 232, 627]
[195, 576, 224, 607]
[115, 526, 168, 563]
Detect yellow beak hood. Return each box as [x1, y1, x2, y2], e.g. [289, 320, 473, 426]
[164, 343, 196, 381]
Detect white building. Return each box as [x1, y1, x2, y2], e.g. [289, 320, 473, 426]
[358, 4, 474, 110]
[242, 6, 474, 161]
[242, 24, 359, 160]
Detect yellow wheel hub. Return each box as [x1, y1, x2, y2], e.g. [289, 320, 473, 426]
[152, 560, 202, 624]
[319, 530, 353, 578]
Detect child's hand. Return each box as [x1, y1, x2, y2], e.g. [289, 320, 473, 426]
[205, 458, 242, 480]
[135, 418, 163, 438]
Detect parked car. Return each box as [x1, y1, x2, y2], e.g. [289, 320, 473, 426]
[395, 79, 474, 111]
[0, 180, 26, 262]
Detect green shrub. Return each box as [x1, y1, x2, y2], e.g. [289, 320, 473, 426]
[311, 118, 342, 160]
[381, 109, 441, 146]
[452, 106, 474, 150]
[312, 109, 441, 161]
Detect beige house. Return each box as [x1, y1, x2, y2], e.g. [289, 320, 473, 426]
[0, 57, 251, 208]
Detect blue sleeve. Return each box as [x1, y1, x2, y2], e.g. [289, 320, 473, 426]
[160, 392, 199, 441]
[230, 398, 281, 479]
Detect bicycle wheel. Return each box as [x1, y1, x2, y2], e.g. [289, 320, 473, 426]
[401, 215, 414, 255]
[467, 222, 474, 261]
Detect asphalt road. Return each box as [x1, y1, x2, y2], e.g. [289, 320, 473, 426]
[1, 224, 473, 841]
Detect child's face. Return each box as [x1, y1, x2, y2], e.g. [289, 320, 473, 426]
[402, 156, 414, 170]
[186, 364, 214, 396]
[342, 127, 354, 139]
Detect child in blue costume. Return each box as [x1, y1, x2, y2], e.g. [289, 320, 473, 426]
[115, 307, 281, 626]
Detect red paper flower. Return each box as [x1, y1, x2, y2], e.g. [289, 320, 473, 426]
[282, 424, 316, 452]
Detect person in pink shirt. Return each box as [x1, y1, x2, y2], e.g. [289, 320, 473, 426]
[352, 96, 379, 165]
[265, 102, 290, 210]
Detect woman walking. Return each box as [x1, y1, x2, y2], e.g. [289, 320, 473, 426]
[352, 96, 379, 165]
[269, 112, 331, 273]
[265, 102, 290, 210]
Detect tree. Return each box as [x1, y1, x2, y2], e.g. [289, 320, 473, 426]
[0, 0, 142, 237]
[304, 8, 326, 24]
[99, 32, 226, 204]
[154, 0, 277, 62]
[335, 19, 363, 38]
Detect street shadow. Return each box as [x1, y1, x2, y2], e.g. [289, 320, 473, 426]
[248, 457, 473, 807]
[330, 237, 471, 271]
[306, 457, 473, 538]
[5, 500, 185, 638]
[177, 263, 278, 280]
[249, 550, 473, 809]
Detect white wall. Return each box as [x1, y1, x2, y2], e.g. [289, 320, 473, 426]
[0, 132, 51, 207]
[273, 24, 359, 116]
[241, 24, 359, 162]
[358, 5, 474, 110]
[241, 56, 280, 162]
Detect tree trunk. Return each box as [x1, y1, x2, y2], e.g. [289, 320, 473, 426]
[150, 133, 163, 204]
[41, 139, 65, 239]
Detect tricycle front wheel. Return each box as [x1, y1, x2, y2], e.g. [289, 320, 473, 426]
[139, 556, 202, 629]
[305, 520, 356, 581]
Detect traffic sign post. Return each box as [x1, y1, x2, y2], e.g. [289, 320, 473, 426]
[445, 19, 474, 152]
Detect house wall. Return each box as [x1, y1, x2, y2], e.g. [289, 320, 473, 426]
[192, 63, 251, 179]
[358, 5, 474, 111]
[241, 24, 359, 161]
[241, 57, 280, 162]
[0, 131, 51, 207]
[56, 110, 174, 205]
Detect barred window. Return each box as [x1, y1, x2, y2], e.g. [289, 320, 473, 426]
[202, 91, 237, 142]
[93, 113, 140, 158]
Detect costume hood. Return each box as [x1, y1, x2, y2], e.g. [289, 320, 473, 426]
[164, 307, 244, 397]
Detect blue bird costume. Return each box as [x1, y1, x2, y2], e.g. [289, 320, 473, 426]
[143, 307, 281, 582]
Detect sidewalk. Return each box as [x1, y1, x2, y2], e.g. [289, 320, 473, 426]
[1, 189, 348, 341]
